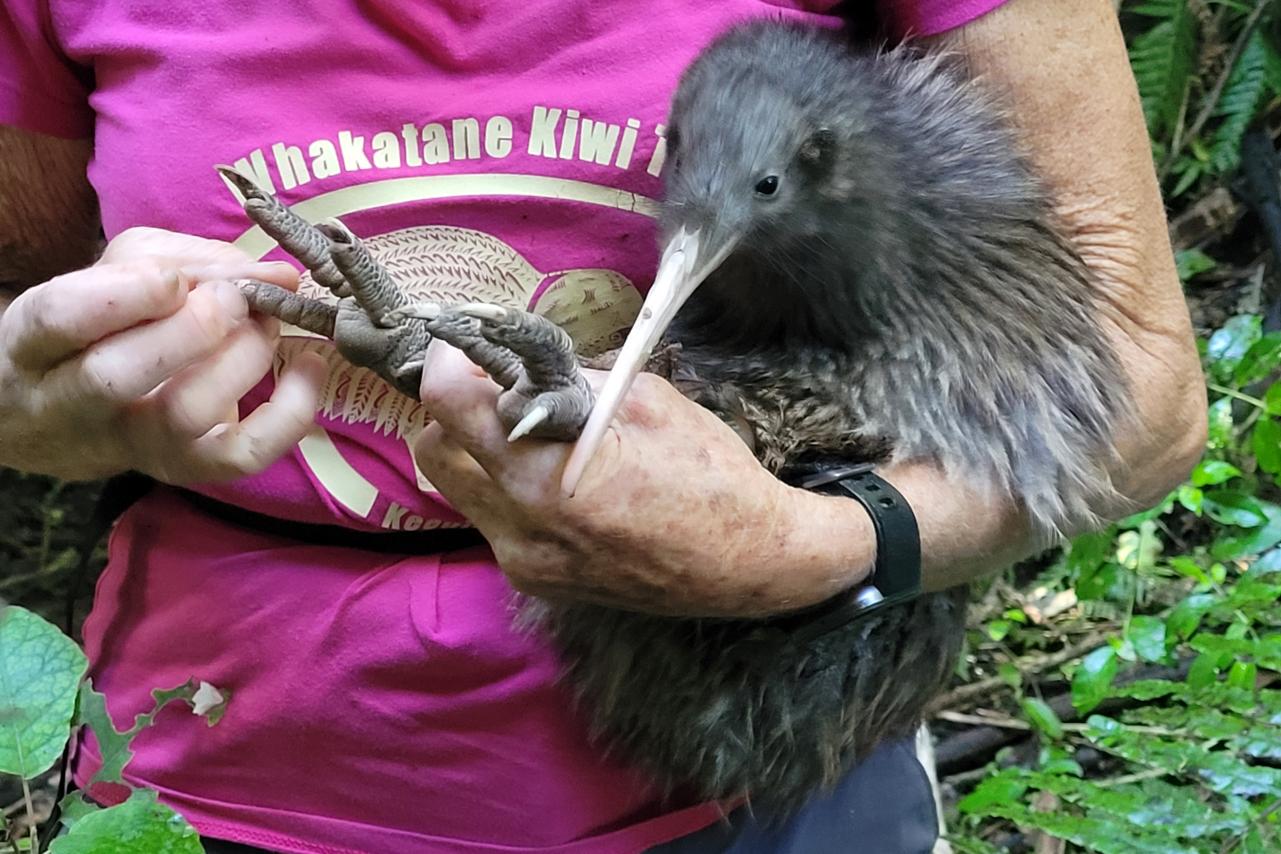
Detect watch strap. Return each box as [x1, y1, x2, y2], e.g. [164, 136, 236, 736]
[766, 463, 922, 646]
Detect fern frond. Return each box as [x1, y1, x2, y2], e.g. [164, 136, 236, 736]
[1208, 31, 1272, 174]
[1262, 27, 1281, 95]
[1129, 0, 1199, 140]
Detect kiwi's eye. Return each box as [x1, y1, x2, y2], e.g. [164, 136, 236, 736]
[754, 175, 780, 197]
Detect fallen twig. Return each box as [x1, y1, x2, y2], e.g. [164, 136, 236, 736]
[927, 632, 1111, 717]
[934, 658, 1192, 775]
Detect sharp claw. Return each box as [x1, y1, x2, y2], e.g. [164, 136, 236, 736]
[316, 218, 356, 245]
[458, 303, 510, 323]
[507, 405, 552, 442]
[215, 164, 270, 201]
[388, 302, 444, 322]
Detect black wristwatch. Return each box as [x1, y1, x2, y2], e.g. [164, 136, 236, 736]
[770, 463, 922, 645]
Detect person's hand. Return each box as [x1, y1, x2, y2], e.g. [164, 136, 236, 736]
[0, 227, 326, 483]
[413, 342, 871, 617]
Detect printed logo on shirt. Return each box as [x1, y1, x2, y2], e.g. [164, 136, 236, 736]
[218, 106, 667, 526]
[220, 107, 671, 195]
[270, 223, 643, 500]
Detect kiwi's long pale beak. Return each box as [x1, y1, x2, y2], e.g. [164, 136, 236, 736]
[560, 225, 737, 495]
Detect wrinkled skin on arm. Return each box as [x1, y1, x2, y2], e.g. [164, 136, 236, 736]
[0, 127, 99, 289]
[896, 0, 1208, 589]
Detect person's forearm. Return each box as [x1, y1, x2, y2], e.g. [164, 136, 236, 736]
[770, 0, 1207, 598]
[932, 0, 1207, 501]
[0, 125, 100, 286]
[780, 462, 1030, 597]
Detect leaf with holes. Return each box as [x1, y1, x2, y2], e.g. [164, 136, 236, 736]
[79, 677, 220, 787]
[0, 606, 87, 778]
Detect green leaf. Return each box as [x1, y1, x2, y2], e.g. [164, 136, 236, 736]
[48, 789, 202, 854]
[1128, 615, 1168, 662]
[1066, 529, 1114, 575]
[1207, 397, 1234, 448]
[1266, 380, 1281, 415]
[1191, 459, 1243, 487]
[57, 791, 101, 830]
[1235, 333, 1281, 385]
[1234, 723, 1281, 759]
[1207, 315, 1262, 378]
[985, 619, 1011, 642]
[1176, 484, 1203, 514]
[1227, 660, 1257, 691]
[1169, 158, 1204, 197]
[1073, 646, 1119, 714]
[1188, 652, 1219, 689]
[1129, 0, 1197, 139]
[0, 606, 88, 778]
[1175, 247, 1217, 281]
[1167, 592, 1215, 639]
[1211, 501, 1281, 559]
[1190, 634, 1281, 669]
[1195, 748, 1281, 797]
[1117, 521, 1162, 571]
[1170, 556, 1212, 586]
[1085, 713, 1122, 738]
[1021, 697, 1065, 740]
[1264, 27, 1281, 94]
[76, 684, 136, 788]
[79, 678, 214, 788]
[1203, 490, 1267, 527]
[1077, 560, 1130, 602]
[1209, 31, 1272, 175]
[1254, 546, 1281, 572]
[956, 772, 1028, 814]
[1118, 495, 1175, 528]
[1254, 418, 1281, 475]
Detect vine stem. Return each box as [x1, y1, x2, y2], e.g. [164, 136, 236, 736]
[1220, 796, 1281, 853]
[931, 710, 1184, 737]
[18, 778, 35, 853]
[1094, 767, 1168, 788]
[926, 631, 1112, 715]
[1208, 382, 1268, 410]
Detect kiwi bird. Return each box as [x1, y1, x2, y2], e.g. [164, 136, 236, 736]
[225, 21, 1126, 814]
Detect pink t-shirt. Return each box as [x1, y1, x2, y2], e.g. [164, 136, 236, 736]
[1, 2, 1006, 851]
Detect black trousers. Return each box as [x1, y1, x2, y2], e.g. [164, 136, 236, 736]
[198, 738, 938, 854]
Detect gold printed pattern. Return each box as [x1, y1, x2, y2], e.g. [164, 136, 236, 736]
[272, 225, 643, 495]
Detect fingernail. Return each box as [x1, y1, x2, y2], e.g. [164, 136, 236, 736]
[214, 281, 249, 319]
